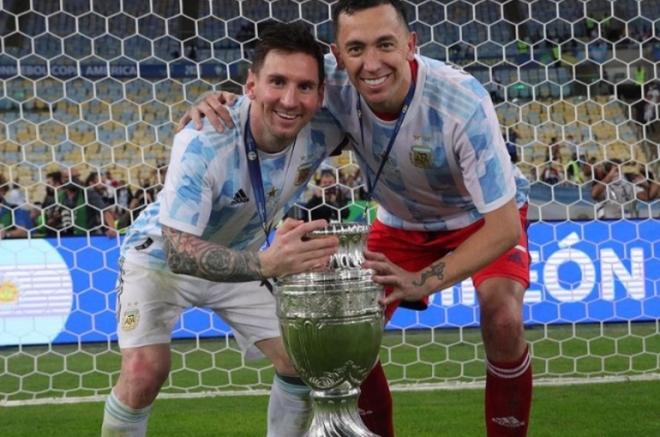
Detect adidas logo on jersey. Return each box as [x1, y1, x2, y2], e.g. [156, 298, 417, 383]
[230, 189, 250, 205]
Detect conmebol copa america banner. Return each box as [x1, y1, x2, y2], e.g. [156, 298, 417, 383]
[1, 219, 658, 346]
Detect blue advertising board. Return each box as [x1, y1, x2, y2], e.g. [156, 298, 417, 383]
[0, 219, 658, 347]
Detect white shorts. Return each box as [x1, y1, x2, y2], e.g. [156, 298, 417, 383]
[116, 257, 280, 360]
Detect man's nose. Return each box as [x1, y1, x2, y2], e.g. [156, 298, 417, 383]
[363, 47, 381, 71]
[280, 86, 298, 107]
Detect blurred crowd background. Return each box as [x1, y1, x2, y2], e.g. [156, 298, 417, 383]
[0, 0, 658, 239]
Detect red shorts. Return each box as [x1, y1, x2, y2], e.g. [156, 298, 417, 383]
[367, 205, 530, 320]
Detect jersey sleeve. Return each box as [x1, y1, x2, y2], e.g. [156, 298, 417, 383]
[158, 129, 215, 236]
[455, 95, 516, 214]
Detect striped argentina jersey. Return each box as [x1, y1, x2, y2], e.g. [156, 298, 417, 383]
[121, 96, 345, 270]
[324, 54, 529, 231]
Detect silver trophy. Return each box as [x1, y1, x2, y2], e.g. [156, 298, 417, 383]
[275, 223, 384, 437]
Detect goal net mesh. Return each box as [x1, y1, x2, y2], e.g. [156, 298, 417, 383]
[0, 0, 658, 404]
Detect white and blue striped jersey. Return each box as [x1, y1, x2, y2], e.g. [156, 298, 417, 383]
[324, 54, 529, 231]
[122, 96, 345, 270]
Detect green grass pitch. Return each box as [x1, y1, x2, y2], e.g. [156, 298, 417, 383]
[1, 380, 659, 436]
[1, 322, 659, 435]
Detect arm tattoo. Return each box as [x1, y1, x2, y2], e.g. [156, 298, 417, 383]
[412, 262, 445, 288]
[162, 226, 263, 282]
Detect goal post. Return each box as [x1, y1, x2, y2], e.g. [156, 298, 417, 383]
[0, 0, 659, 405]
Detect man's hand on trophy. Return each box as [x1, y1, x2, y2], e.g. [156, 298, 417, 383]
[363, 249, 431, 306]
[259, 218, 339, 279]
[177, 91, 238, 132]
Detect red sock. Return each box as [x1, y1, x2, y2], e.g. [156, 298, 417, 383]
[358, 360, 394, 437]
[485, 346, 533, 437]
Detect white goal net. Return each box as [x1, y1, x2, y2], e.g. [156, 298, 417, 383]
[0, 0, 658, 405]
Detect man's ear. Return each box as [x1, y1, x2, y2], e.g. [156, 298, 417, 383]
[331, 44, 345, 69]
[245, 69, 257, 100]
[407, 31, 417, 61]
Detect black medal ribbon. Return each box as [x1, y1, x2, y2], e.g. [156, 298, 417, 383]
[244, 107, 275, 292]
[244, 106, 273, 247]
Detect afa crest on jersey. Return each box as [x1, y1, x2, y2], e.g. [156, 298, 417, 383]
[410, 145, 433, 169]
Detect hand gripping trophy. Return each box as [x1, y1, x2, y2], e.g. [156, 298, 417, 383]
[275, 222, 384, 436]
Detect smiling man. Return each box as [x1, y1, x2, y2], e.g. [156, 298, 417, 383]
[184, 1, 533, 435]
[327, 3, 532, 436]
[101, 23, 346, 437]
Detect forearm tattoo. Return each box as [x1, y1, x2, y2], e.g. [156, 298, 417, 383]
[162, 226, 263, 282]
[412, 262, 445, 288]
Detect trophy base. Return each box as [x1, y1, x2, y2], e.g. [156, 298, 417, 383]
[307, 387, 379, 437]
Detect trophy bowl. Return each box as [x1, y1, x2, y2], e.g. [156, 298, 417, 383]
[275, 223, 384, 436]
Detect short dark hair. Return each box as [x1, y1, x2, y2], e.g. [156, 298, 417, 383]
[46, 170, 63, 185]
[62, 183, 80, 193]
[85, 171, 99, 186]
[251, 22, 325, 84]
[332, 0, 410, 34]
[320, 169, 336, 179]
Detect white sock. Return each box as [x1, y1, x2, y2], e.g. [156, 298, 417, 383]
[267, 374, 312, 437]
[101, 390, 152, 437]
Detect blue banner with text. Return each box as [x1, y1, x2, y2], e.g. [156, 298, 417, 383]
[0, 219, 657, 347]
